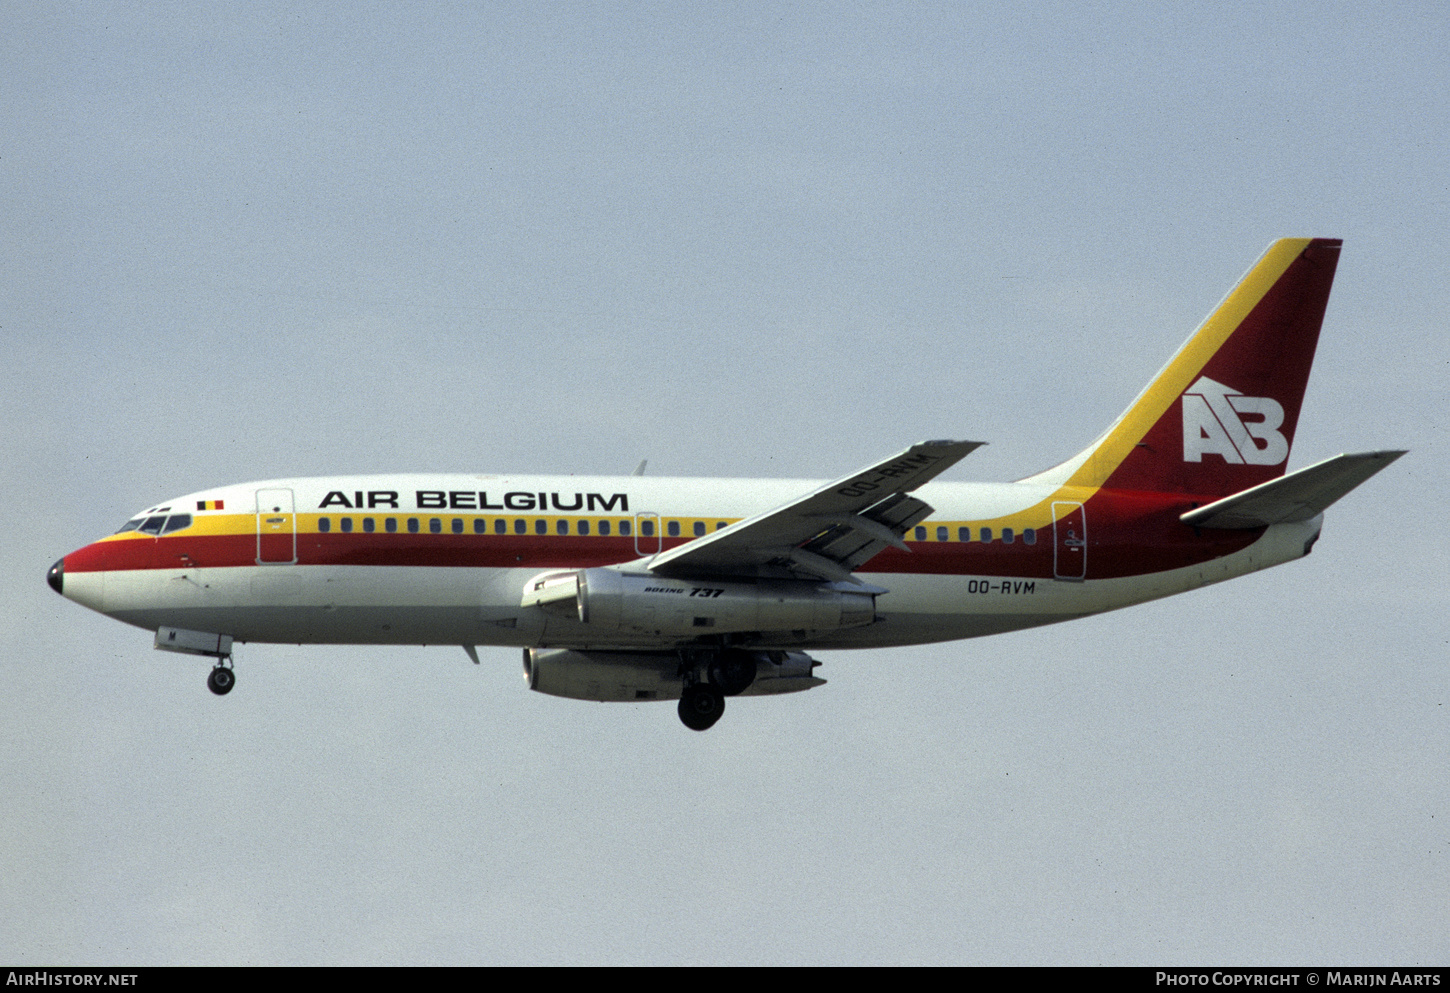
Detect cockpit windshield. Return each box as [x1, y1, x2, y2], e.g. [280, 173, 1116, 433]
[116, 513, 193, 535]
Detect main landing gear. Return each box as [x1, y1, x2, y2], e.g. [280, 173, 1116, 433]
[676, 648, 760, 731]
[678, 683, 725, 731]
[207, 659, 235, 696]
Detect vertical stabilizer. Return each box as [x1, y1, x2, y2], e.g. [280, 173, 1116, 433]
[1026, 238, 1342, 497]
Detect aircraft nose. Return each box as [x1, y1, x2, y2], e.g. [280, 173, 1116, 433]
[47, 558, 64, 595]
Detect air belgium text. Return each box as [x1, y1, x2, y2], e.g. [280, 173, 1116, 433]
[317, 490, 629, 513]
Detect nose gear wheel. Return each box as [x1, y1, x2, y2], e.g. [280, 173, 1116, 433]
[207, 661, 235, 696]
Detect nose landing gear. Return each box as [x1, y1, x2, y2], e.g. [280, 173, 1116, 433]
[153, 627, 237, 697]
[207, 660, 235, 696]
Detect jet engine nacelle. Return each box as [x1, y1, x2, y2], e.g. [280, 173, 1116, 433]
[523, 647, 825, 702]
[521, 568, 876, 637]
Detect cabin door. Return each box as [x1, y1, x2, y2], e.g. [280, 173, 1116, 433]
[1052, 501, 1087, 581]
[256, 488, 297, 564]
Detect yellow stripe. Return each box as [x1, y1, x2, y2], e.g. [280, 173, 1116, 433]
[300, 514, 741, 536]
[1065, 238, 1311, 488]
[914, 486, 1097, 538]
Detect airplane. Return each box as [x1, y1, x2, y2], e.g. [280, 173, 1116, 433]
[47, 238, 1404, 730]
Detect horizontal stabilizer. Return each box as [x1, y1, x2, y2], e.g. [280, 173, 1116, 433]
[1180, 450, 1406, 529]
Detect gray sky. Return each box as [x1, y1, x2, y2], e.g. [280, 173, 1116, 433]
[3, 1, 1446, 965]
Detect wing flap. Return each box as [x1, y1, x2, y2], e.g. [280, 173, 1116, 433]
[648, 440, 984, 580]
[1180, 450, 1406, 529]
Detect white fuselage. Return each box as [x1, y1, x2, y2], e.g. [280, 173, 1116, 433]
[58, 473, 1319, 652]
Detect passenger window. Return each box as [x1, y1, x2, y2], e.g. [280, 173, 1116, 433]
[494, 519, 506, 535]
[556, 520, 568, 535]
[958, 526, 970, 542]
[514, 519, 526, 534]
[693, 521, 706, 537]
[716, 521, 727, 531]
[408, 518, 420, 534]
[319, 517, 331, 533]
[667, 520, 680, 537]
[534, 519, 546, 535]
[429, 518, 441, 534]
[341, 517, 353, 533]
[981, 528, 993, 543]
[914, 526, 926, 541]
[641, 520, 655, 537]
[599, 520, 611, 537]
[1023, 528, 1037, 545]
[386, 518, 397, 533]
[139, 516, 167, 535]
[452, 518, 463, 534]
[936, 526, 948, 542]
[1002, 528, 1014, 544]
[619, 520, 631, 537]
[363, 518, 375, 533]
[578, 520, 590, 536]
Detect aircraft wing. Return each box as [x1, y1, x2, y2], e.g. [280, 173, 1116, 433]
[1180, 450, 1406, 529]
[647, 440, 984, 583]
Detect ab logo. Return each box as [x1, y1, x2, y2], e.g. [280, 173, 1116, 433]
[1181, 376, 1289, 465]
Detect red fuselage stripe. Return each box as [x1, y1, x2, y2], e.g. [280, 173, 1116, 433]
[64, 488, 1261, 581]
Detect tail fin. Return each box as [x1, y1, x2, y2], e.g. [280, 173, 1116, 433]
[1026, 238, 1342, 497]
